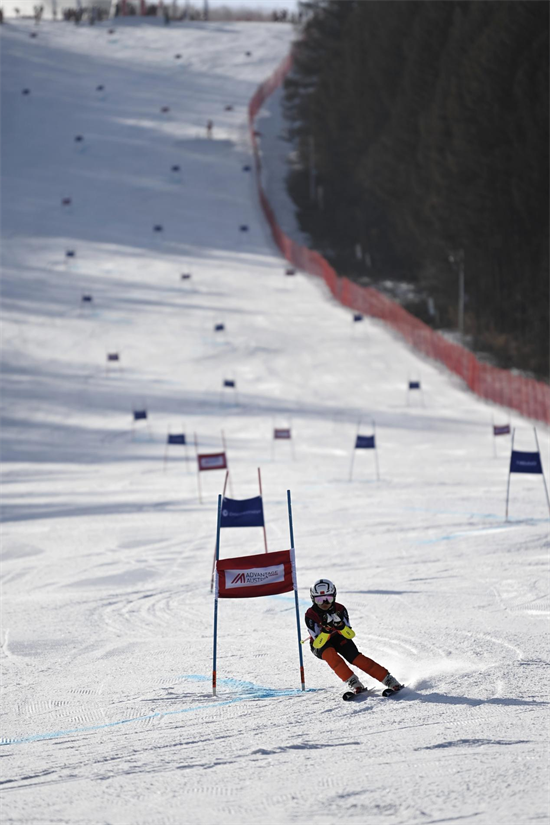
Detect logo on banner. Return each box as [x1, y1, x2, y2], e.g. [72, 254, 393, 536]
[217, 549, 293, 598]
[220, 496, 264, 528]
[198, 452, 227, 471]
[510, 451, 542, 474]
[225, 564, 285, 589]
[222, 508, 262, 518]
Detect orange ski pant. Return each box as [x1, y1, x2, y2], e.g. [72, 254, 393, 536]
[322, 647, 388, 684]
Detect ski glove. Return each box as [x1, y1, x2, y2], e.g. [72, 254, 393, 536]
[312, 631, 331, 649]
[340, 626, 355, 639]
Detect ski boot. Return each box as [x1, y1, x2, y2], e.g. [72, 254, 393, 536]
[347, 674, 365, 695]
[382, 673, 404, 696]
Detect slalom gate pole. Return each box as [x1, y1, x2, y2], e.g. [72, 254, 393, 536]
[533, 428, 550, 515]
[212, 494, 222, 696]
[194, 432, 202, 504]
[287, 490, 305, 691]
[348, 449, 356, 481]
[373, 420, 380, 481]
[258, 467, 268, 552]
[210, 473, 229, 591]
[505, 428, 515, 520]
[184, 422, 189, 473]
[163, 427, 169, 471]
[349, 418, 360, 481]
[221, 430, 234, 497]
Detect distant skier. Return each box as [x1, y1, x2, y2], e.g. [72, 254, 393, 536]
[206, 119, 213, 139]
[305, 579, 403, 695]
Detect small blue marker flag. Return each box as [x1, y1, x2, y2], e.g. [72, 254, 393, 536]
[510, 450, 542, 474]
[409, 381, 421, 390]
[224, 379, 235, 388]
[220, 496, 265, 528]
[167, 434, 185, 445]
[353, 313, 363, 322]
[356, 435, 375, 449]
[133, 410, 147, 421]
[493, 424, 511, 436]
[214, 323, 225, 332]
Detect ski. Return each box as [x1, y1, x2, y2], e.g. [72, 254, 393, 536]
[382, 685, 405, 697]
[342, 688, 369, 701]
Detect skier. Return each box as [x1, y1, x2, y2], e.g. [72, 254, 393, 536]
[305, 579, 403, 695]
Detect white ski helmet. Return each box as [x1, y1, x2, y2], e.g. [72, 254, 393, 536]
[310, 578, 337, 604]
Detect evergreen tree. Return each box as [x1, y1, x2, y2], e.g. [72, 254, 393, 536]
[285, 0, 549, 378]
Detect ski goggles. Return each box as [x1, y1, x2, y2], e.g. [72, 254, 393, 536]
[313, 594, 335, 605]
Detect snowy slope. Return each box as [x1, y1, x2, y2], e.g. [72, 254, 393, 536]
[1, 18, 549, 825]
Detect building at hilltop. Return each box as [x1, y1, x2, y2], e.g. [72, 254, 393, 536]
[2, 0, 112, 19]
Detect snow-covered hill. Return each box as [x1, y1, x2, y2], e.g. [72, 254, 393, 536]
[1, 18, 549, 825]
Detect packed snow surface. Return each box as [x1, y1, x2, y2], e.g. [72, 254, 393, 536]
[1, 18, 549, 825]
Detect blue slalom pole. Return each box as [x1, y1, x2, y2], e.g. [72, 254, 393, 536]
[505, 429, 515, 521]
[287, 490, 305, 691]
[212, 494, 222, 696]
[533, 427, 550, 516]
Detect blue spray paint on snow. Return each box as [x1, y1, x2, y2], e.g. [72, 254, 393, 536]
[181, 673, 310, 700]
[0, 676, 314, 747]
